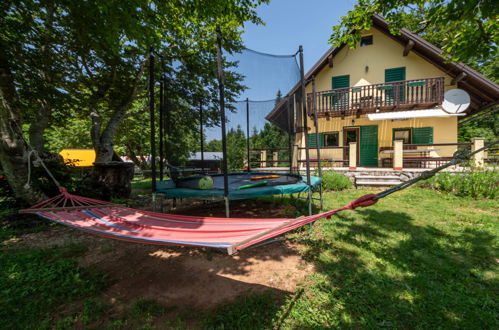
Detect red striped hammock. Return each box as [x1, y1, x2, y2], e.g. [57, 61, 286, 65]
[21, 188, 377, 254]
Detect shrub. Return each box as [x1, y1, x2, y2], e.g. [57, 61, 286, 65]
[321, 171, 353, 191]
[422, 169, 498, 199]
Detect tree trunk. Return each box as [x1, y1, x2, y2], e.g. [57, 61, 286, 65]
[0, 42, 46, 205]
[91, 60, 147, 163]
[27, 4, 55, 153]
[125, 140, 148, 171]
[88, 162, 134, 200]
[28, 100, 51, 152]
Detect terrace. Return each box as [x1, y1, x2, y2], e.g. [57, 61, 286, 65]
[307, 77, 445, 118]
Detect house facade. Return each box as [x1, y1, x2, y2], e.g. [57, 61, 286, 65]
[267, 15, 498, 169]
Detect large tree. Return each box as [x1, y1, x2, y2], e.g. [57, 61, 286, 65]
[0, 0, 268, 204]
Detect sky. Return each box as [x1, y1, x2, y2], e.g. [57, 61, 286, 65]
[205, 0, 357, 141]
[241, 0, 357, 71]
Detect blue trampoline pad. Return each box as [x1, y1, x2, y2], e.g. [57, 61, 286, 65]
[156, 172, 321, 200]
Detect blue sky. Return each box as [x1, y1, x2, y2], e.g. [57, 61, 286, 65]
[241, 0, 356, 71]
[205, 1, 357, 141]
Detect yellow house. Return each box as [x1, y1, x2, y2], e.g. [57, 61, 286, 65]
[267, 15, 498, 169]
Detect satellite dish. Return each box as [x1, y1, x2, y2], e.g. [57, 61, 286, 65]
[442, 89, 470, 114]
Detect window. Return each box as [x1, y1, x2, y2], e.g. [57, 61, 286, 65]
[393, 128, 411, 144]
[360, 35, 373, 46]
[324, 132, 339, 146]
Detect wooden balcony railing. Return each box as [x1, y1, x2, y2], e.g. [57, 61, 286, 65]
[307, 77, 445, 118]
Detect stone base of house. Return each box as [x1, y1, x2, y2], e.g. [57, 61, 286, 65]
[300, 166, 466, 187]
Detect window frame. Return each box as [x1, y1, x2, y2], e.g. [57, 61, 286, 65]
[323, 131, 340, 147]
[360, 35, 373, 46]
[392, 128, 412, 144]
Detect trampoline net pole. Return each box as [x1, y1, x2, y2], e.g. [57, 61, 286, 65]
[246, 98, 250, 172]
[312, 76, 323, 210]
[216, 24, 230, 217]
[149, 48, 156, 193]
[199, 100, 204, 173]
[287, 96, 293, 173]
[159, 80, 164, 181]
[299, 45, 312, 216]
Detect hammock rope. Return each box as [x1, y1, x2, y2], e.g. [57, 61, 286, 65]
[20, 140, 497, 254]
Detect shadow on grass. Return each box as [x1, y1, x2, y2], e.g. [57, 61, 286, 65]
[296, 209, 497, 328]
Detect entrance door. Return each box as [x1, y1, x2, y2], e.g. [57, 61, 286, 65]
[343, 127, 359, 165]
[360, 125, 378, 167]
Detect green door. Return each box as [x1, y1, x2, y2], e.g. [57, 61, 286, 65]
[385, 67, 406, 104]
[360, 125, 378, 167]
[331, 75, 350, 110]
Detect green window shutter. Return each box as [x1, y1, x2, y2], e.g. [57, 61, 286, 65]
[307, 133, 317, 147]
[385, 67, 406, 104]
[359, 125, 378, 167]
[307, 133, 324, 147]
[385, 67, 406, 82]
[332, 75, 350, 89]
[412, 127, 433, 144]
[331, 75, 350, 109]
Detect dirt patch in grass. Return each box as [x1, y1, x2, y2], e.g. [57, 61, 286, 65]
[5, 198, 313, 315]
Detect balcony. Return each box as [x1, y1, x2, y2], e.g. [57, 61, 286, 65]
[307, 77, 445, 118]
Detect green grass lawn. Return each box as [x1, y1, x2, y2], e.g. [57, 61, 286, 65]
[131, 177, 152, 190]
[272, 188, 499, 329]
[1, 187, 497, 329]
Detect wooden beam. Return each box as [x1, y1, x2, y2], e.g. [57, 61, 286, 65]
[327, 54, 333, 68]
[403, 40, 415, 56]
[451, 72, 467, 85]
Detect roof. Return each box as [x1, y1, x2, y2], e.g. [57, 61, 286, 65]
[266, 14, 499, 128]
[189, 152, 223, 161]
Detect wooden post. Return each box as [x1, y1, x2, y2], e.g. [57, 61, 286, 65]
[472, 137, 485, 168]
[292, 145, 299, 170]
[273, 151, 279, 167]
[349, 142, 357, 170]
[393, 139, 403, 171]
[260, 150, 267, 168]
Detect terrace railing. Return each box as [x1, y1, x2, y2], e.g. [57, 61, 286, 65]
[308, 77, 445, 118]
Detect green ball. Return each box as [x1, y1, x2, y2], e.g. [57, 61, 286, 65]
[198, 176, 214, 190]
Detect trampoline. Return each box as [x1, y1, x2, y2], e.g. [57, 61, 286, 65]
[156, 172, 321, 200]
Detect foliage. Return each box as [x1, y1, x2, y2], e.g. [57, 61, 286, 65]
[0, 0, 269, 204]
[421, 169, 498, 199]
[458, 114, 498, 143]
[205, 122, 290, 171]
[329, 0, 498, 74]
[44, 119, 93, 153]
[321, 171, 353, 191]
[226, 126, 247, 170]
[0, 244, 107, 329]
